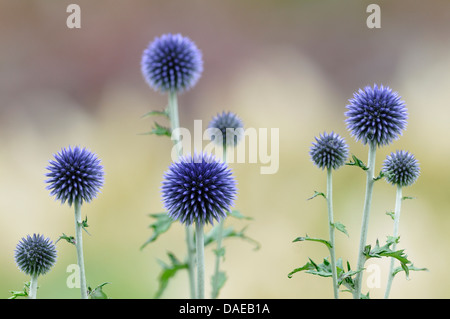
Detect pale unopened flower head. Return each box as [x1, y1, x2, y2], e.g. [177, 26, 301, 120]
[162, 153, 237, 226]
[208, 111, 244, 147]
[345, 84, 408, 147]
[310, 132, 349, 170]
[14, 234, 57, 277]
[382, 150, 420, 187]
[141, 33, 203, 93]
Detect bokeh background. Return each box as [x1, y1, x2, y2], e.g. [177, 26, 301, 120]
[1, 0, 449, 299]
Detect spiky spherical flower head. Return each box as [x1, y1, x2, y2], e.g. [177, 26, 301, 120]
[45, 146, 104, 206]
[310, 131, 349, 170]
[382, 150, 420, 187]
[208, 111, 244, 147]
[141, 33, 203, 93]
[14, 234, 57, 277]
[162, 153, 237, 226]
[345, 84, 408, 147]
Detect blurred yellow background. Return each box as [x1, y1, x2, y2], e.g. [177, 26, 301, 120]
[1, 0, 450, 299]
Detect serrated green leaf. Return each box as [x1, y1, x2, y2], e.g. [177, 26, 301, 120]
[140, 122, 172, 137]
[307, 191, 326, 200]
[55, 233, 75, 245]
[373, 170, 385, 181]
[228, 210, 253, 220]
[392, 264, 428, 279]
[81, 216, 91, 235]
[204, 225, 260, 251]
[88, 282, 111, 299]
[141, 213, 174, 250]
[386, 211, 395, 220]
[154, 252, 188, 299]
[333, 221, 349, 237]
[364, 238, 411, 277]
[8, 282, 30, 299]
[345, 154, 368, 171]
[141, 108, 169, 119]
[293, 235, 332, 249]
[211, 271, 227, 299]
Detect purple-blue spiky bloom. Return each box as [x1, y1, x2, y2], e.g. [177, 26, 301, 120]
[345, 84, 408, 147]
[382, 150, 420, 187]
[45, 146, 104, 206]
[310, 132, 349, 170]
[14, 234, 57, 277]
[141, 33, 203, 93]
[162, 153, 237, 226]
[208, 111, 244, 147]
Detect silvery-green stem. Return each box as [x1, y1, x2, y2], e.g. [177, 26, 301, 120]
[168, 90, 196, 299]
[384, 184, 402, 299]
[196, 221, 205, 299]
[211, 146, 227, 299]
[353, 142, 377, 299]
[29, 274, 38, 299]
[74, 200, 88, 299]
[326, 168, 339, 299]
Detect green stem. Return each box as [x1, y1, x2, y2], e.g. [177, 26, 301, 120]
[353, 142, 377, 299]
[326, 168, 339, 299]
[384, 184, 402, 299]
[168, 90, 196, 299]
[74, 200, 88, 299]
[29, 274, 38, 299]
[211, 146, 227, 299]
[196, 221, 205, 299]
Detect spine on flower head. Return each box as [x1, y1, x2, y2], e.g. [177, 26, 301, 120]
[14, 234, 57, 277]
[309, 131, 349, 171]
[382, 150, 420, 187]
[161, 152, 237, 226]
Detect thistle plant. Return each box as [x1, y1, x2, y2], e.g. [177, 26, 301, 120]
[345, 84, 408, 299]
[45, 146, 104, 299]
[162, 152, 237, 298]
[289, 84, 425, 298]
[309, 131, 349, 298]
[14, 234, 57, 299]
[208, 111, 244, 298]
[382, 150, 420, 298]
[141, 33, 203, 298]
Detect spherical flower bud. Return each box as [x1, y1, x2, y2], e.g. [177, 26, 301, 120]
[162, 153, 237, 226]
[208, 111, 244, 147]
[141, 33, 203, 93]
[14, 234, 57, 277]
[345, 84, 408, 147]
[382, 150, 420, 187]
[310, 132, 349, 170]
[45, 146, 104, 206]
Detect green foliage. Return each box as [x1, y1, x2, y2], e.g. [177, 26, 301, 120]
[346, 154, 368, 171]
[88, 282, 111, 299]
[141, 213, 174, 250]
[9, 281, 30, 299]
[392, 264, 428, 279]
[293, 235, 332, 249]
[307, 191, 326, 200]
[145, 210, 258, 298]
[55, 233, 76, 245]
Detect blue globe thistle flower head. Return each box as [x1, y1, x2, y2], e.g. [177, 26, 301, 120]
[310, 131, 349, 170]
[141, 33, 203, 93]
[162, 153, 237, 226]
[345, 84, 408, 147]
[382, 150, 420, 187]
[45, 146, 104, 206]
[208, 111, 244, 147]
[14, 234, 57, 277]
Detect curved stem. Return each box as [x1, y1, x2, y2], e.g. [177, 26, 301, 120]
[195, 221, 205, 299]
[74, 200, 88, 299]
[326, 168, 339, 299]
[353, 142, 377, 299]
[168, 90, 196, 299]
[28, 274, 38, 299]
[384, 184, 403, 298]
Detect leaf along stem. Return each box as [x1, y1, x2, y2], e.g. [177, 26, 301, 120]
[384, 184, 403, 298]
